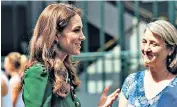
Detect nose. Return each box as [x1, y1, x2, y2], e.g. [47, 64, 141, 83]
[79, 32, 86, 41]
[143, 43, 151, 52]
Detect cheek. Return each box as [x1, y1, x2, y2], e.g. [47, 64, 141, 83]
[140, 43, 145, 49]
[140, 45, 146, 54]
[160, 49, 169, 58]
[141, 45, 144, 51]
[64, 42, 78, 54]
[4, 64, 10, 73]
[152, 47, 164, 54]
[152, 48, 169, 61]
[65, 37, 76, 47]
[68, 38, 78, 48]
[59, 38, 71, 50]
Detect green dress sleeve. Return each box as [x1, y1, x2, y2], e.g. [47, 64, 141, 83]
[22, 63, 52, 107]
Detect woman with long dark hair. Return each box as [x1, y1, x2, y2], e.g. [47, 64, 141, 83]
[21, 3, 119, 107]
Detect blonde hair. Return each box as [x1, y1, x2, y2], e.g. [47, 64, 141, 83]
[5, 52, 28, 73]
[146, 20, 177, 46]
[146, 20, 177, 74]
[20, 54, 28, 73]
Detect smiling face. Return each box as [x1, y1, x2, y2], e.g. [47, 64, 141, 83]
[57, 14, 85, 55]
[141, 29, 172, 67]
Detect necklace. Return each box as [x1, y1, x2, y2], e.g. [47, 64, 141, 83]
[65, 71, 69, 83]
[148, 70, 170, 82]
[164, 72, 170, 80]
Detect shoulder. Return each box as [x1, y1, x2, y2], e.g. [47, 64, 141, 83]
[25, 63, 46, 73]
[1, 77, 8, 96]
[9, 75, 21, 86]
[169, 76, 177, 88]
[22, 63, 52, 106]
[24, 63, 48, 77]
[125, 70, 145, 82]
[1, 72, 9, 83]
[121, 70, 145, 99]
[1, 72, 10, 89]
[157, 77, 177, 107]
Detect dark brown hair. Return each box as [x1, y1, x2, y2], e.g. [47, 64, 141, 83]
[25, 3, 82, 96]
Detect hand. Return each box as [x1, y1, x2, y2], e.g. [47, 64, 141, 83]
[98, 86, 120, 107]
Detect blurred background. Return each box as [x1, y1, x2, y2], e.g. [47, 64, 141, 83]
[1, 1, 177, 107]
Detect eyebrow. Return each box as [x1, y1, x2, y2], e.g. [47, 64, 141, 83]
[73, 25, 82, 29]
[142, 38, 159, 43]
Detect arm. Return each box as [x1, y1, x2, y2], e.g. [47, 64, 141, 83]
[118, 73, 135, 107]
[9, 77, 21, 107]
[1, 78, 8, 97]
[11, 88, 20, 107]
[1, 76, 8, 107]
[118, 92, 128, 107]
[23, 64, 50, 107]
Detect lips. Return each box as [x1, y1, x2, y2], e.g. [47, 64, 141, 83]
[75, 43, 81, 48]
[143, 54, 156, 64]
[146, 54, 153, 59]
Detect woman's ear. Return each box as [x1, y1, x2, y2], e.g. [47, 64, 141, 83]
[168, 47, 175, 56]
[53, 34, 60, 46]
[56, 33, 62, 41]
[54, 35, 63, 50]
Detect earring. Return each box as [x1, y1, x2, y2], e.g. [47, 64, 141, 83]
[54, 40, 58, 44]
[54, 40, 62, 49]
[168, 57, 171, 63]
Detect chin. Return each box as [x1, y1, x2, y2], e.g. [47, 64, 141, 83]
[143, 58, 157, 67]
[72, 51, 80, 55]
[143, 61, 151, 67]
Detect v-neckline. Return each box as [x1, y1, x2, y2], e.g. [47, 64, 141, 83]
[142, 71, 177, 101]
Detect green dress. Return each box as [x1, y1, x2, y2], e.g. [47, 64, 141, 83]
[22, 63, 81, 107]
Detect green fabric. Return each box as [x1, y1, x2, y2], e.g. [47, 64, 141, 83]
[22, 63, 81, 107]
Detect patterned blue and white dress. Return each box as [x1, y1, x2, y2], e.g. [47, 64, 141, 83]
[121, 70, 177, 107]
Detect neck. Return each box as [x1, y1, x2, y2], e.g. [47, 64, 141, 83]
[56, 51, 68, 61]
[148, 65, 169, 82]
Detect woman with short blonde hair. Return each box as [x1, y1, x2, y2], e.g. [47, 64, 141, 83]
[118, 20, 177, 107]
[4, 52, 28, 107]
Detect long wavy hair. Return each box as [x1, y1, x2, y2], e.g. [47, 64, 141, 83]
[24, 3, 82, 97]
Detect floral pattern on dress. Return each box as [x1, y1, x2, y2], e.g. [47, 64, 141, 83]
[121, 70, 177, 107]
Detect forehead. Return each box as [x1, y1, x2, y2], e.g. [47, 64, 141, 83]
[143, 29, 164, 43]
[67, 14, 82, 28]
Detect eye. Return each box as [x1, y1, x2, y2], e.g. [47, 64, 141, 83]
[142, 39, 147, 44]
[73, 28, 80, 32]
[149, 41, 159, 47]
[151, 43, 159, 47]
